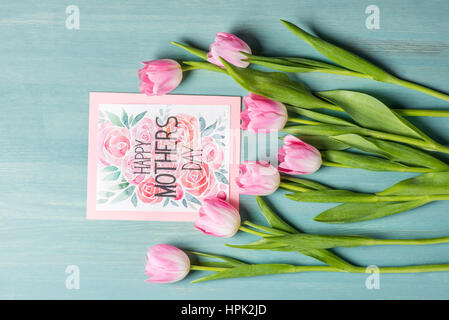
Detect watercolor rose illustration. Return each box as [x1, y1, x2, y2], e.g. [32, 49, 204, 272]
[98, 120, 131, 166]
[96, 109, 229, 209]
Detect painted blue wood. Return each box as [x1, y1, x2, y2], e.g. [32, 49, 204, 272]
[1, 0, 449, 299]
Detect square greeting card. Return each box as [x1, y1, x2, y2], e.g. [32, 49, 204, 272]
[87, 93, 241, 221]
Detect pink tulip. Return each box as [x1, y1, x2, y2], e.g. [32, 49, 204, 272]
[138, 59, 183, 96]
[236, 161, 280, 195]
[207, 32, 252, 68]
[194, 197, 241, 238]
[145, 244, 190, 283]
[241, 93, 288, 133]
[278, 135, 322, 175]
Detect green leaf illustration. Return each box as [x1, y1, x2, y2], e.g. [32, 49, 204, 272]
[111, 186, 136, 204]
[214, 171, 229, 185]
[110, 182, 130, 190]
[102, 166, 118, 172]
[199, 116, 206, 131]
[106, 111, 124, 127]
[131, 111, 148, 127]
[122, 109, 129, 128]
[131, 193, 138, 208]
[103, 171, 121, 181]
[185, 192, 202, 205]
[99, 191, 115, 198]
[201, 121, 217, 137]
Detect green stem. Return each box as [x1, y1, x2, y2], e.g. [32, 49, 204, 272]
[182, 58, 449, 117]
[182, 61, 227, 74]
[279, 182, 311, 192]
[181, 66, 199, 72]
[387, 77, 449, 103]
[394, 109, 449, 117]
[320, 69, 449, 104]
[292, 264, 449, 274]
[287, 117, 323, 125]
[322, 160, 438, 173]
[243, 221, 288, 236]
[190, 265, 229, 272]
[358, 127, 449, 154]
[322, 161, 352, 168]
[171, 42, 208, 60]
[238, 226, 274, 237]
[373, 235, 449, 246]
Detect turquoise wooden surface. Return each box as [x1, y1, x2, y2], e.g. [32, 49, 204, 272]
[1, 0, 449, 299]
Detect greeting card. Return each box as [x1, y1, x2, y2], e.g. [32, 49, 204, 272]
[87, 93, 241, 221]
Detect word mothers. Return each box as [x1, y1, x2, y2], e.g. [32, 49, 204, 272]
[133, 116, 202, 198]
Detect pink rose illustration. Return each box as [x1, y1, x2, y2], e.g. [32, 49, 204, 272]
[137, 176, 164, 205]
[98, 120, 131, 166]
[179, 163, 215, 197]
[132, 117, 154, 145]
[201, 137, 224, 170]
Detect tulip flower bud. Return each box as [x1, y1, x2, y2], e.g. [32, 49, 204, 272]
[241, 93, 288, 133]
[138, 59, 183, 96]
[278, 135, 322, 175]
[236, 160, 280, 195]
[207, 32, 252, 68]
[145, 244, 190, 283]
[194, 197, 241, 238]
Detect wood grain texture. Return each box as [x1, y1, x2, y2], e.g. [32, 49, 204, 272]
[1, 0, 449, 299]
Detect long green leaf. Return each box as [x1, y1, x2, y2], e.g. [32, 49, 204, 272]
[243, 53, 352, 73]
[283, 124, 362, 136]
[230, 234, 373, 250]
[285, 189, 376, 203]
[170, 41, 208, 60]
[322, 150, 427, 172]
[255, 196, 297, 234]
[182, 61, 227, 74]
[192, 264, 297, 283]
[314, 199, 430, 224]
[188, 251, 247, 267]
[287, 105, 356, 126]
[280, 20, 392, 81]
[220, 58, 333, 109]
[254, 197, 355, 270]
[317, 90, 430, 141]
[331, 134, 449, 170]
[298, 135, 349, 151]
[280, 176, 331, 191]
[378, 172, 449, 196]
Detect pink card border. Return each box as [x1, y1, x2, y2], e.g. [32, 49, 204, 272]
[87, 92, 241, 222]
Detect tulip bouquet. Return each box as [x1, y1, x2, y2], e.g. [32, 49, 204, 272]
[136, 19, 449, 284]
